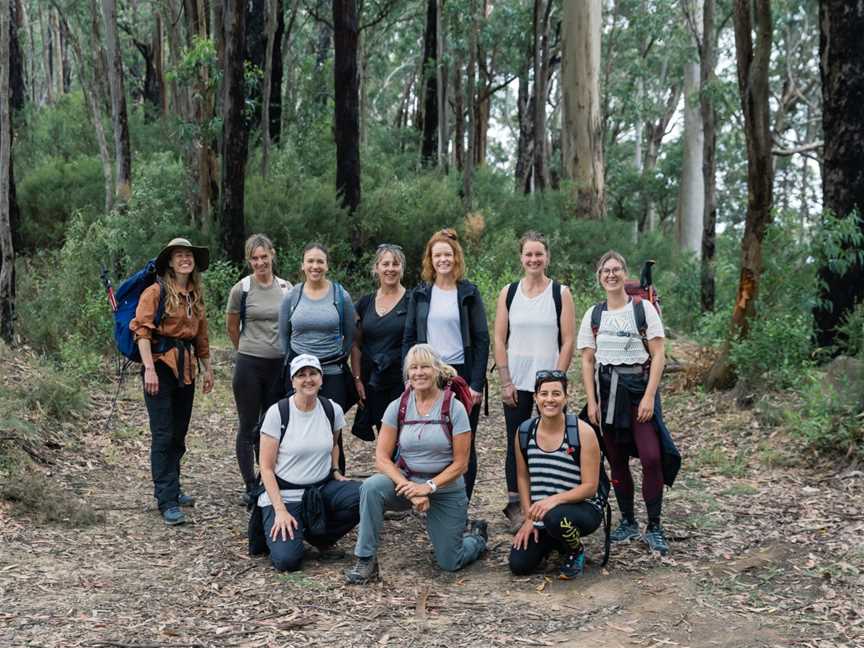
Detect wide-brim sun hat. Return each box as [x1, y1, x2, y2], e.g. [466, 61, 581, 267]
[155, 237, 210, 275]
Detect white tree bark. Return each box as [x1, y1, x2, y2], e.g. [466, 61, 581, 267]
[562, 0, 605, 219]
[0, 0, 15, 341]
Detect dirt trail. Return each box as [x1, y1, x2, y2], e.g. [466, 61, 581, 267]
[1, 347, 862, 647]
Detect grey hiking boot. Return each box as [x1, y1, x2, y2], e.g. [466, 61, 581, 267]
[503, 501, 524, 533]
[345, 556, 379, 584]
[610, 518, 640, 543]
[643, 523, 670, 556]
[468, 519, 489, 543]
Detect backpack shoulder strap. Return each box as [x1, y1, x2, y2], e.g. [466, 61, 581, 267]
[317, 395, 337, 434]
[396, 386, 412, 432]
[333, 281, 346, 344]
[274, 276, 290, 295]
[590, 302, 607, 339]
[285, 282, 304, 352]
[517, 417, 539, 466]
[277, 397, 292, 445]
[504, 281, 519, 344]
[154, 279, 166, 326]
[440, 384, 455, 443]
[355, 293, 373, 322]
[564, 414, 582, 460]
[632, 295, 647, 335]
[552, 280, 563, 349]
[239, 276, 252, 332]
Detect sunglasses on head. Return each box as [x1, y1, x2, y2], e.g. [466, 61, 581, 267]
[534, 369, 568, 389]
[377, 243, 403, 251]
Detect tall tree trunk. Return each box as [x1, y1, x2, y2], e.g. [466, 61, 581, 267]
[514, 51, 534, 193]
[453, 57, 464, 171]
[220, 0, 248, 264]
[102, 0, 132, 204]
[0, 0, 15, 342]
[38, 6, 51, 103]
[50, 9, 63, 98]
[676, 61, 704, 256]
[313, 0, 332, 107]
[332, 0, 361, 251]
[701, 0, 718, 311]
[153, 11, 166, 115]
[462, 0, 478, 210]
[706, 0, 773, 390]
[814, 0, 864, 350]
[532, 0, 548, 190]
[420, 0, 438, 166]
[562, 0, 605, 219]
[436, 0, 447, 169]
[260, 0, 278, 177]
[269, 0, 285, 142]
[245, 0, 267, 128]
[132, 36, 161, 120]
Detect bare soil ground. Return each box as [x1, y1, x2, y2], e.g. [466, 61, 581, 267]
[1, 342, 862, 648]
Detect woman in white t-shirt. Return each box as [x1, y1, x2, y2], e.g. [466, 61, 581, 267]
[257, 354, 361, 572]
[493, 231, 575, 529]
[577, 251, 676, 556]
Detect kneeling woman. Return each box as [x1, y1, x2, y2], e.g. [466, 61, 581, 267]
[345, 344, 487, 583]
[510, 371, 604, 579]
[257, 354, 361, 572]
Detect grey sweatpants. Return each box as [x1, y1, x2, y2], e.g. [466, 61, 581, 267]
[354, 474, 486, 572]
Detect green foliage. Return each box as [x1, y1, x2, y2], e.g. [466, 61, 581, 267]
[17, 155, 105, 249]
[836, 302, 864, 358]
[204, 260, 244, 335]
[14, 93, 99, 173]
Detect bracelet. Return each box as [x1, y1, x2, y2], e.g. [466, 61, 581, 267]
[353, 375, 362, 382]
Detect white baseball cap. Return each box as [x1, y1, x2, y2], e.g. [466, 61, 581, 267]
[290, 354, 323, 378]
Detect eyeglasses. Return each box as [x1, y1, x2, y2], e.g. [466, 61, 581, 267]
[600, 266, 624, 277]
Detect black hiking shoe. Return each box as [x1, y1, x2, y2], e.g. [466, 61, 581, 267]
[503, 501, 524, 533]
[610, 518, 640, 543]
[558, 550, 586, 580]
[643, 523, 669, 556]
[468, 519, 489, 543]
[345, 556, 379, 584]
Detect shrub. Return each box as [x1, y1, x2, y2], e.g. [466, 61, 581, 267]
[204, 259, 244, 334]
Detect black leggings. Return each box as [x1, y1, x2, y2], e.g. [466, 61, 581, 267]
[503, 390, 535, 494]
[320, 369, 351, 475]
[509, 502, 603, 575]
[233, 354, 283, 490]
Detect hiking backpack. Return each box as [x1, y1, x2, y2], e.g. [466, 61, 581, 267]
[590, 260, 660, 356]
[505, 280, 564, 348]
[517, 414, 613, 566]
[239, 275, 291, 333]
[113, 259, 166, 363]
[394, 375, 475, 477]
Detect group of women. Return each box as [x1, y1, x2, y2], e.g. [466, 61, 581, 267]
[130, 228, 677, 582]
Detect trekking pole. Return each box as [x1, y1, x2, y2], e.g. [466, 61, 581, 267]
[100, 265, 118, 313]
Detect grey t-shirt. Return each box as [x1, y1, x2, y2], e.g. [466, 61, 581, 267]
[279, 282, 356, 374]
[382, 390, 471, 475]
[226, 276, 291, 358]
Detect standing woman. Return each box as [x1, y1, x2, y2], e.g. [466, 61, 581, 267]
[130, 238, 214, 526]
[493, 231, 575, 528]
[226, 234, 291, 503]
[279, 242, 356, 473]
[577, 251, 679, 555]
[349, 244, 409, 441]
[403, 229, 489, 502]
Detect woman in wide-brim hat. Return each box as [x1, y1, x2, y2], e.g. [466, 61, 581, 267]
[130, 237, 214, 526]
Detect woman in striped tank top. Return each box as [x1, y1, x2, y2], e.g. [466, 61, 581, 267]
[509, 371, 603, 579]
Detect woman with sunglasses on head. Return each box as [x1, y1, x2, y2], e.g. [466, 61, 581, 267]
[494, 231, 575, 530]
[577, 251, 679, 555]
[226, 234, 292, 504]
[279, 242, 356, 474]
[510, 370, 605, 579]
[403, 229, 490, 502]
[130, 237, 214, 526]
[349, 244, 409, 442]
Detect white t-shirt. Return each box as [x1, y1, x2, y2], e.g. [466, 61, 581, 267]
[257, 396, 346, 506]
[427, 285, 464, 364]
[576, 300, 664, 366]
[507, 280, 561, 391]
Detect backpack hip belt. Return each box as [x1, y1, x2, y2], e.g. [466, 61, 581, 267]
[158, 338, 195, 382]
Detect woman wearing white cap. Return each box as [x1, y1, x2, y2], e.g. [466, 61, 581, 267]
[130, 237, 214, 526]
[256, 353, 361, 572]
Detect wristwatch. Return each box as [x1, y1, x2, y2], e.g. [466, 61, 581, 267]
[425, 479, 438, 493]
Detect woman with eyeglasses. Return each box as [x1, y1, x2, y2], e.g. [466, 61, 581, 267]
[510, 370, 605, 579]
[493, 231, 575, 530]
[577, 251, 678, 555]
[130, 237, 214, 526]
[349, 244, 409, 441]
[279, 242, 356, 474]
[403, 229, 490, 502]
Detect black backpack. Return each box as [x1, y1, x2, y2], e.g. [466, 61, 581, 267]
[247, 395, 337, 556]
[517, 414, 613, 566]
[505, 280, 563, 349]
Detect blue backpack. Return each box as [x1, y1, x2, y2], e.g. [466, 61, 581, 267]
[112, 260, 166, 362]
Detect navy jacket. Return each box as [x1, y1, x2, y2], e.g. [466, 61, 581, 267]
[402, 281, 490, 393]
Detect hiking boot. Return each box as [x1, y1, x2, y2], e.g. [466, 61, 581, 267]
[558, 550, 586, 580]
[309, 544, 347, 562]
[240, 491, 252, 507]
[503, 501, 524, 533]
[178, 492, 195, 507]
[610, 518, 640, 543]
[345, 556, 379, 584]
[468, 519, 489, 542]
[162, 506, 187, 526]
[643, 523, 670, 556]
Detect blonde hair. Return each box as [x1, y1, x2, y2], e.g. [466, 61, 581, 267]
[245, 234, 276, 266]
[595, 250, 629, 285]
[161, 267, 206, 319]
[421, 228, 465, 283]
[371, 244, 406, 284]
[403, 343, 458, 387]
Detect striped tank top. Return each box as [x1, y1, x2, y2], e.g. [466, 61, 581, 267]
[527, 429, 602, 526]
